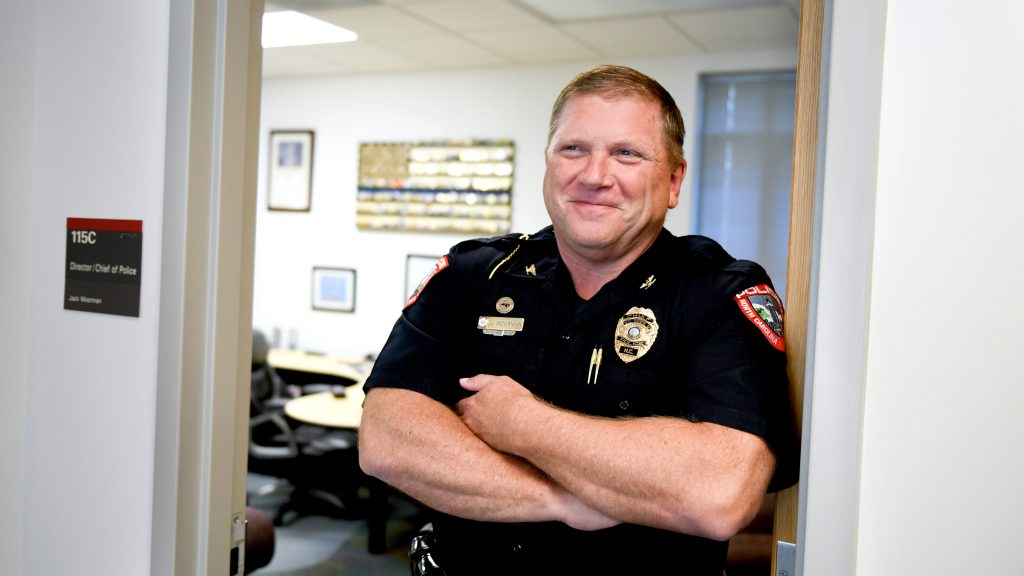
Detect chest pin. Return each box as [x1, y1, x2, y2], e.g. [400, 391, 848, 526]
[495, 296, 514, 314]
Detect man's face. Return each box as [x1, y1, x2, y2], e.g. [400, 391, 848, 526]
[543, 93, 685, 265]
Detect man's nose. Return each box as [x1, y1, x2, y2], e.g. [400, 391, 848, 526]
[579, 154, 612, 189]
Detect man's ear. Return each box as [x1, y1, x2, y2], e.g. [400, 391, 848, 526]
[667, 158, 687, 209]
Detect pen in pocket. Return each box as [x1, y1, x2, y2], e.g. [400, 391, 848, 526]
[587, 347, 603, 385]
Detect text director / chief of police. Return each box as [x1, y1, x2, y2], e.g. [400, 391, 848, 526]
[357, 64, 798, 575]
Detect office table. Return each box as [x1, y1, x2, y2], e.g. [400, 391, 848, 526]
[266, 348, 366, 385]
[283, 387, 365, 430]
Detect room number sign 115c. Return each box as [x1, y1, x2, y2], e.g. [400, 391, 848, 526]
[64, 217, 143, 317]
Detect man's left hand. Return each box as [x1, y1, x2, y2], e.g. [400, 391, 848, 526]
[456, 374, 540, 454]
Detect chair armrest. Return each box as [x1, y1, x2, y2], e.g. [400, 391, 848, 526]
[249, 411, 299, 459]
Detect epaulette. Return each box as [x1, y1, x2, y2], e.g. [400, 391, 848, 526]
[487, 233, 531, 280]
[673, 234, 736, 270]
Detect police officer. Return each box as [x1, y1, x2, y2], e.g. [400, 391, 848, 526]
[359, 64, 798, 575]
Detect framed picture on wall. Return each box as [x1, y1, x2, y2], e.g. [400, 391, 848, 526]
[268, 130, 314, 211]
[311, 267, 356, 312]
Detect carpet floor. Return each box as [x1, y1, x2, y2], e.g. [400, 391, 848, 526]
[248, 473, 426, 576]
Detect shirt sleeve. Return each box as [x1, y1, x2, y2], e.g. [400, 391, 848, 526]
[362, 249, 473, 408]
[676, 265, 799, 491]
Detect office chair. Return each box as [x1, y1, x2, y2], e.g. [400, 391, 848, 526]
[247, 330, 365, 526]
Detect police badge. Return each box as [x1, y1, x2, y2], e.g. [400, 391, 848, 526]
[614, 306, 659, 363]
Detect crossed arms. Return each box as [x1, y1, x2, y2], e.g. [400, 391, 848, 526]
[358, 373, 775, 541]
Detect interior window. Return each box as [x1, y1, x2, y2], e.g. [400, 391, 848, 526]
[694, 72, 797, 302]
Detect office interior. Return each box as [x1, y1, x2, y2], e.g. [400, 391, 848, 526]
[249, 3, 800, 573]
[3, 1, 1024, 576]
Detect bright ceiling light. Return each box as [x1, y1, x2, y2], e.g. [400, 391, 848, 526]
[262, 10, 358, 48]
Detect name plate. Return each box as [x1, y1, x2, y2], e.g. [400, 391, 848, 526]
[64, 217, 143, 317]
[477, 316, 524, 336]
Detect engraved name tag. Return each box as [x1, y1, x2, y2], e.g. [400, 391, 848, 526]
[477, 316, 525, 336]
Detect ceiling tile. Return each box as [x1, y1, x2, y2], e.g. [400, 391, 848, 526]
[561, 16, 701, 57]
[516, 0, 781, 22]
[464, 26, 599, 64]
[262, 0, 800, 78]
[669, 6, 798, 51]
[263, 47, 357, 77]
[309, 41, 424, 71]
[265, 41, 424, 76]
[402, 0, 549, 32]
[376, 0, 452, 5]
[373, 33, 511, 67]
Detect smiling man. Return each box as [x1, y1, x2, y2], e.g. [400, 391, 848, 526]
[358, 65, 798, 575]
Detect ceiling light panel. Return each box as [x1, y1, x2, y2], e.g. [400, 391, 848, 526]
[263, 10, 358, 48]
[311, 5, 446, 39]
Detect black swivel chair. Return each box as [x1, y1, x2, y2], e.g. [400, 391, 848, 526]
[247, 329, 364, 526]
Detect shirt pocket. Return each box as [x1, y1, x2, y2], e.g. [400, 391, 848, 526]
[463, 332, 542, 388]
[576, 364, 664, 418]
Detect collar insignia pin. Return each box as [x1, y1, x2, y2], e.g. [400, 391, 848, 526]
[525, 264, 537, 276]
[640, 275, 656, 290]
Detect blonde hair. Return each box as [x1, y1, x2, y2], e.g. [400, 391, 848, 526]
[547, 65, 686, 165]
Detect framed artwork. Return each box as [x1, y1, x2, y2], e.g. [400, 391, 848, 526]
[268, 130, 314, 211]
[311, 267, 356, 312]
[405, 254, 443, 303]
[356, 140, 514, 233]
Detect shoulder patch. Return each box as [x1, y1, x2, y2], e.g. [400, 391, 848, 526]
[404, 255, 450, 309]
[733, 284, 785, 351]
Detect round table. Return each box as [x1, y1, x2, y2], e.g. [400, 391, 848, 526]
[283, 386, 365, 430]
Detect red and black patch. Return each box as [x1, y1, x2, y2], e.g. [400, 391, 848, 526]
[734, 284, 785, 352]
[404, 255, 449, 309]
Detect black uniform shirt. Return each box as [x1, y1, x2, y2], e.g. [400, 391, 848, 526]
[364, 226, 798, 575]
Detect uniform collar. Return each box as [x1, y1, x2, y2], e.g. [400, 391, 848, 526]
[526, 227, 673, 330]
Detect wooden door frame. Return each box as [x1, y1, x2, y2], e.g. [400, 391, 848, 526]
[773, 0, 827, 572]
[149, 0, 831, 571]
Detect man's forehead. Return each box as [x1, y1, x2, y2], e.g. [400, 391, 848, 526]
[563, 91, 657, 110]
[554, 95, 662, 142]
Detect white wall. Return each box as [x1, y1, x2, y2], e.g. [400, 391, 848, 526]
[14, 1, 172, 574]
[253, 50, 797, 359]
[799, 1, 885, 574]
[806, 0, 1024, 573]
[855, 0, 1024, 573]
[0, 1, 36, 573]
